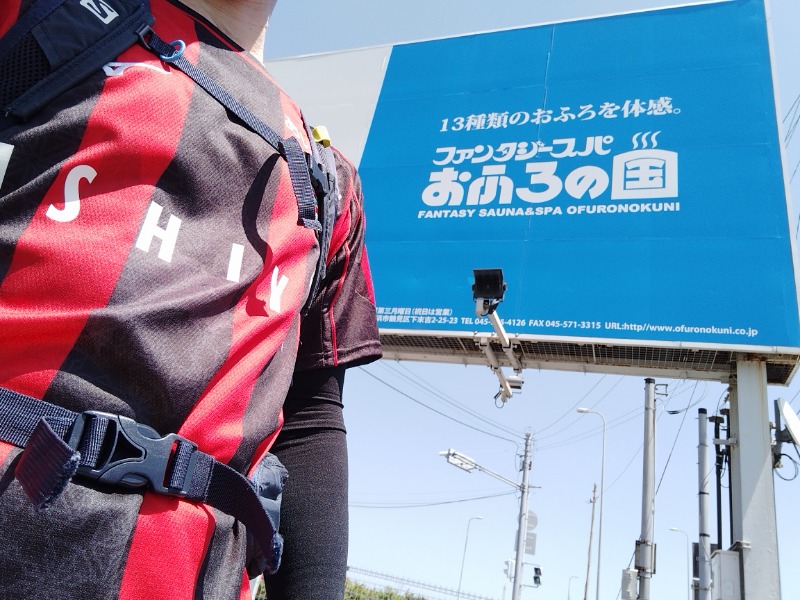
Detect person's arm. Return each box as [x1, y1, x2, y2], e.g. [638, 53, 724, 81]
[265, 148, 381, 599]
[264, 366, 348, 600]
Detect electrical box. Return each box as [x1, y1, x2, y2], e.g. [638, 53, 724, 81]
[710, 550, 741, 600]
[620, 568, 637, 600]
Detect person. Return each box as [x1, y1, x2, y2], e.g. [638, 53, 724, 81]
[0, 0, 381, 598]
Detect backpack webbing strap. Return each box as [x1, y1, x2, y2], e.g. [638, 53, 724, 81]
[0, 387, 285, 575]
[302, 128, 339, 313]
[1, 1, 335, 298]
[0, 0, 154, 121]
[142, 31, 323, 233]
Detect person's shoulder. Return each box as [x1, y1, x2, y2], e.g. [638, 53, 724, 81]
[330, 146, 357, 177]
[329, 145, 362, 209]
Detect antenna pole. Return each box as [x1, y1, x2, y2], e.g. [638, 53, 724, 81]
[709, 413, 725, 551]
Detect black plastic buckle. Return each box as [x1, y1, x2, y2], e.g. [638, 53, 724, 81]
[66, 411, 197, 496]
[135, 24, 153, 49]
[307, 157, 331, 202]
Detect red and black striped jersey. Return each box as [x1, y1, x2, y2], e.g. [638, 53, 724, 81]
[0, 0, 381, 597]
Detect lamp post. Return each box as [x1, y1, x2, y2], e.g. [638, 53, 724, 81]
[441, 432, 532, 600]
[670, 527, 692, 600]
[457, 516, 483, 599]
[576, 408, 606, 600]
[568, 575, 580, 600]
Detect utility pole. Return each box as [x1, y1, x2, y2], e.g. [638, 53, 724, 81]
[583, 484, 597, 600]
[637, 378, 656, 600]
[440, 432, 533, 600]
[576, 407, 606, 600]
[512, 432, 532, 600]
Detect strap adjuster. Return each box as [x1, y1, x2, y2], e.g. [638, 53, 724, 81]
[66, 411, 198, 496]
[307, 156, 331, 201]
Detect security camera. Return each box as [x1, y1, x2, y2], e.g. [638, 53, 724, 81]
[506, 375, 524, 391]
[476, 298, 501, 317]
[472, 269, 506, 316]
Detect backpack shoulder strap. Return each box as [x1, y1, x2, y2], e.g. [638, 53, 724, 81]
[0, 0, 153, 122]
[302, 125, 339, 315]
[143, 31, 326, 233]
[0, 4, 338, 306]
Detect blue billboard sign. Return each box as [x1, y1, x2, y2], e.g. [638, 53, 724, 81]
[359, 0, 800, 350]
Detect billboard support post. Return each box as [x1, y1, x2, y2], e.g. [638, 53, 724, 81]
[728, 359, 781, 599]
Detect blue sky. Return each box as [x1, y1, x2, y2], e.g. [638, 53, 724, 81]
[263, 2, 800, 598]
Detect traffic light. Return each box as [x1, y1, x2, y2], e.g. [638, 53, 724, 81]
[503, 559, 516, 581]
[533, 566, 542, 587]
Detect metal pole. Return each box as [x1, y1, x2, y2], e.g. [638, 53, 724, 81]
[457, 516, 483, 599]
[512, 433, 532, 600]
[584, 484, 597, 600]
[576, 408, 606, 600]
[638, 378, 656, 600]
[721, 407, 733, 546]
[698, 409, 712, 600]
[729, 360, 782, 599]
[596, 416, 606, 600]
[709, 413, 725, 552]
[439, 446, 533, 599]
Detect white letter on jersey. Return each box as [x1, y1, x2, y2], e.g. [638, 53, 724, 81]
[269, 266, 289, 313]
[227, 243, 245, 282]
[47, 164, 96, 223]
[0, 143, 13, 190]
[135, 201, 181, 263]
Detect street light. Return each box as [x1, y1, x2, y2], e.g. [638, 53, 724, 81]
[457, 516, 483, 599]
[670, 527, 692, 600]
[576, 408, 606, 600]
[568, 575, 580, 600]
[440, 434, 533, 600]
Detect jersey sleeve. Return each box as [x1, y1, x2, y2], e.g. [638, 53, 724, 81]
[294, 148, 382, 371]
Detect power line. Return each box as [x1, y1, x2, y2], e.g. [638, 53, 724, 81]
[784, 92, 800, 145]
[664, 381, 706, 414]
[536, 407, 642, 451]
[350, 489, 517, 509]
[655, 383, 697, 494]
[385, 361, 524, 438]
[791, 158, 800, 185]
[784, 92, 800, 124]
[358, 367, 520, 444]
[789, 385, 800, 408]
[391, 361, 522, 436]
[533, 376, 624, 443]
[602, 396, 679, 496]
[602, 437, 643, 495]
[532, 374, 609, 435]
